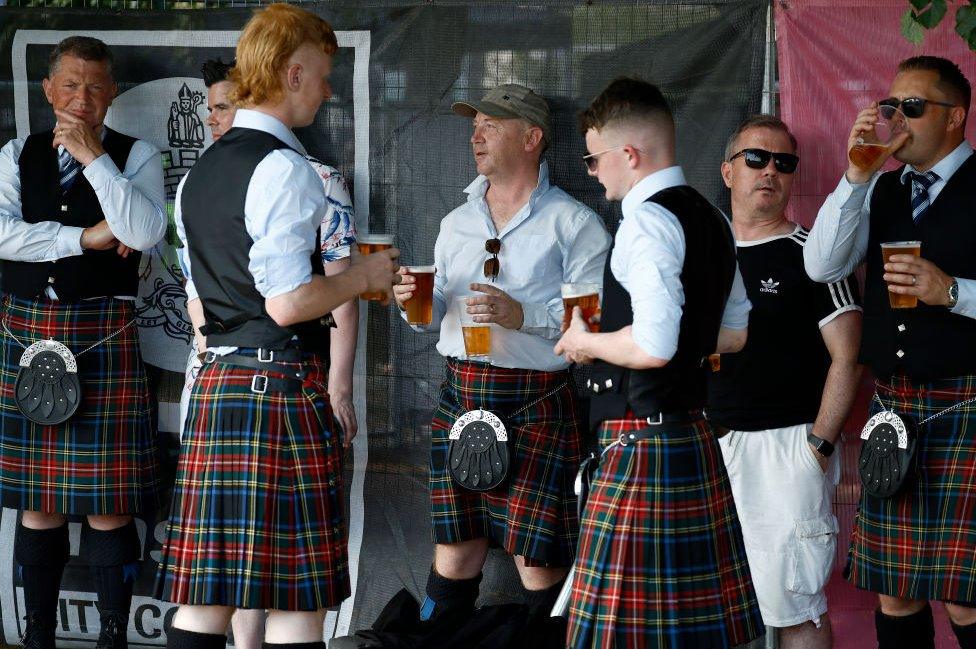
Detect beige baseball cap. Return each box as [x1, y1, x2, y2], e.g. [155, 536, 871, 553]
[452, 83, 552, 146]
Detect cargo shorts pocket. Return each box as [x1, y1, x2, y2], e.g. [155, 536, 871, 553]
[787, 514, 838, 595]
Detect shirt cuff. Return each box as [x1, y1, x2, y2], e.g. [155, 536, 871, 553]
[838, 173, 874, 209]
[184, 279, 199, 303]
[82, 153, 120, 191]
[952, 277, 976, 319]
[56, 225, 85, 257]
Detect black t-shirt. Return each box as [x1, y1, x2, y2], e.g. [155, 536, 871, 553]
[706, 225, 861, 431]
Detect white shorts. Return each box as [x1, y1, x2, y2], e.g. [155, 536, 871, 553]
[718, 422, 840, 627]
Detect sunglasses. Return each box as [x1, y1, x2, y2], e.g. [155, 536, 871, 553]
[878, 96, 957, 119]
[484, 238, 501, 281]
[728, 148, 799, 174]
[581, 145, 644, 172]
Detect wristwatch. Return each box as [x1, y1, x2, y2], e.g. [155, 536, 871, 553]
[947, 278, 959, 309]
[807, 432, 835, 458]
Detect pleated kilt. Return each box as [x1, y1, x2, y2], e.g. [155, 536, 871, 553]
[567, 415, 763, 649]
[847, 374, 976, 604]
[154, 353, 350, 610]
[430, 358, 583, 568]
[0, 294, 159, 515]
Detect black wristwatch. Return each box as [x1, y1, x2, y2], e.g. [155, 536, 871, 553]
[807, 432, 835, 458]
[947, 278, 959, 309]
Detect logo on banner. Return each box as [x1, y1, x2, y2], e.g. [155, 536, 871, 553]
[167, 83, 205, 149]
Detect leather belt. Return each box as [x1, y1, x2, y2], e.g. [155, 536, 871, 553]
[200, 350, 306, 393]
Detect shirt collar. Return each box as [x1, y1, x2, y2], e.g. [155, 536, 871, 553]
[621, 165, 687, 217]
[900, 140, 973, 184]
[463, 160, 552, 205]
[231, 109, 308, 156]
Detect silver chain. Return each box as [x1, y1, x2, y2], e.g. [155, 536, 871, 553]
[873, 392, 976, 427]
[1, 317, 136, 358]
[508, 383, 568, 419]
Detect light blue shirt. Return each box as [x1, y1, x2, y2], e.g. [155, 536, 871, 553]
[407, 161, 611, 372]
[0, 130, 166, 263]
[614, 166, 751, 360]
[804, 141, 976, 319]
[177, 109, 325, 304]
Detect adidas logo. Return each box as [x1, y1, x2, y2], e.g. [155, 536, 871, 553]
[760, 278, 779, 294]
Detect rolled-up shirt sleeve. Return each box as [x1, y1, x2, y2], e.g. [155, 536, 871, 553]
[623, 209, 685, 361]
[246, 150, 325, 299]
[83, 140, 167, 251]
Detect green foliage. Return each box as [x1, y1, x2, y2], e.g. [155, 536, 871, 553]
[904, 0, 976, 51]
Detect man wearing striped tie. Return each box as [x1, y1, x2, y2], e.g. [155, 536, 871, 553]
[805, 56, 976, 649]
[0, 36, 166, 649]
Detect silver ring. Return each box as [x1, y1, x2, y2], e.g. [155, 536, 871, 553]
[489, 303, 496, 314]
[912, 275, 917, 286]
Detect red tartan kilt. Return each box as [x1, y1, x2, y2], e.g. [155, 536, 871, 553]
[429, 358, 584, 568]
[0, 295, 159, 515]
[155, 354, 350, 610]
[567, 416, 763, 649]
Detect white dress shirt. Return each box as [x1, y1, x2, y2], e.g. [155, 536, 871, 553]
[407, 161, 610, 372]
[613, 166, 751, 360]
[177, 109, 325, 305]
[804, 141, 976, 319]
[0, 131, 166, 265]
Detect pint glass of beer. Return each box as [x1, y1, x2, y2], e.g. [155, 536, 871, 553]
[358, 234, 395, 301]
[561, 283, 601, 332]
[881, 240, 922, 309]
[849, 105, 909, 171]
[403, 266, 436, 325]
[457, 296, 490, 360]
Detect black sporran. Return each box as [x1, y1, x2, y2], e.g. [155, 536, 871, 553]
[448, 409, 510, 491]
[14, 339, 82, 425]
[858, 409, 918, 499]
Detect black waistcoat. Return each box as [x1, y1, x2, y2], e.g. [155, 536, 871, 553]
[181, 127, 330, 356]
[3, 128, 140, 300]
[589, 186, 736, 428]
[861, 154, 976, 381]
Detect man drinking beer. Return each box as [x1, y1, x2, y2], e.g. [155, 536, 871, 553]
[337, 83, 609, 647]
[805, 56, 976, 649]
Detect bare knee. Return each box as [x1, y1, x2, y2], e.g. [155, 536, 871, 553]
[86, 514, 132, 531]
[172, 605, 235, 635]
[945, 603, 976, 626]
[21, 511, 66, 529]
[879, 594, 928, 617]
[433, 539, 489, 580]
[265, 609, 327, 644]
[778, 614, 832, 649]
[514, 558, 567, 590]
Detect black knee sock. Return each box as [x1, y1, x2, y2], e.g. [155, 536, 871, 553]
[420, 565, 482, 622]
[875, 604, 935, 649]
[165, 628, 227, 649]
[82, 521, 141, 621]
[523, 579, 565, 618]
[262, 643, 325, 649]
[952, 619, 976, 649]
[16, 522, 69, 623]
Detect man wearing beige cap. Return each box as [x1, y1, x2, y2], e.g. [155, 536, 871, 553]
[333, 84, 609, 648]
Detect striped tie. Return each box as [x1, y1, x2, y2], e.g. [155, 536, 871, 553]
[908, 170, 939, 223]
[58, 148, 81, 193]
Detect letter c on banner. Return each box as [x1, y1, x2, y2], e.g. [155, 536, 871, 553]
[135, 603, 160, 639]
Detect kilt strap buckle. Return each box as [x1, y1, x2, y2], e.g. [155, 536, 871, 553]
[258, 348, 274, 362]
[251, 375, 268, 394]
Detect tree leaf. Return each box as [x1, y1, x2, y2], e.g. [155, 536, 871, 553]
[902, 8, 927, 43]
[957, 3, 976, 46]
[909, 0, 929, 11]
[914, 0, 948, 28]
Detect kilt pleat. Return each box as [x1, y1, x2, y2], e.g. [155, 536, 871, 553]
[154, 356, 349, 610]
[567, 417, 763, 649]
[429, 358, 583, 568]
[847, 374, 976, 604]
[0, 295, 159, 515]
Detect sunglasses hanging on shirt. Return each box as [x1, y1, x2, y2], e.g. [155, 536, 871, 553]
[728, 148, 800, 174]
[484, 238, 501, 281]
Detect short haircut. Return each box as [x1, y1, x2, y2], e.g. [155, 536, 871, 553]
[231, 3, 338, 107]
[578, 77, 674, 135]
[898, 55, 971, 114]
[724, 114, 798, 161]
[48, 36, 113, 78]
[201, 57, 234, 88]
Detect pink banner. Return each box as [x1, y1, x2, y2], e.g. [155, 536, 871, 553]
[776, 0, 976, 228]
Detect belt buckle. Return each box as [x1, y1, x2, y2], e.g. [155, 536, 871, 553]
[199, 350, 216, 364]
[257, 348, 274, 362]
[251, 375, 268, 394]
[617, 432, 629, 447]
[645, 412, 663, 426]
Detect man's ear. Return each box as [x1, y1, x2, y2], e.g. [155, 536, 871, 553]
[720, 160, 734, 189]
[285, 62, 303, 91]
[947, 105, 966, 133]
[524, 125, 544, 152]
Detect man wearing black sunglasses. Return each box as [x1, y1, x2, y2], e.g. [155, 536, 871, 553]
[709, 115, 863, 649]
[805, 56, 976, 649]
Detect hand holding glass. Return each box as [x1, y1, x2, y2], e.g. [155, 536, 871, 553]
[457, 296, 490, 360]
